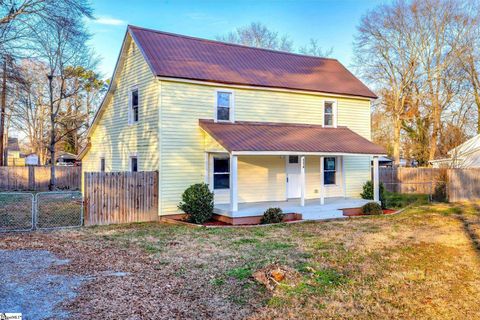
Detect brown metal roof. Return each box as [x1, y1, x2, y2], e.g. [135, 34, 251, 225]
[128, 26, 377, 99]
[199, 119, 385, 155]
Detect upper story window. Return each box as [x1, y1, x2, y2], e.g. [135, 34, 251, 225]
[100, 157, 105, 172]
[324, 157, 336, 185]
[130, 156, 138, 172]
[129, 89, 139, 124]
[213, 156, 230, 189]
[215, 90, 233, 122]
[323, 100, 337, 127]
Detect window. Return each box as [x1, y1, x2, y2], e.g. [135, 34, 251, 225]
[288, 155, 299, 164]
[324, 157, 336, 185]
[130, 156, 138, 172]
[130, 89, 139, 123]
[213, 156, 230, 189]
[216, 91, 233, 121]
[324, 101, 336, 127]
[100, 158, 105, 172]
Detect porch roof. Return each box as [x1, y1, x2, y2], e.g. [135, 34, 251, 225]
[199, 119, 386, 155]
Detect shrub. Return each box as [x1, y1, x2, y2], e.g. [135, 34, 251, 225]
[178, 183, 214, 224]
[260, 207, 285, 224]
[360, 180, 386, 209]
[361, 202, 383, 215]
[432, 181, 447, 202]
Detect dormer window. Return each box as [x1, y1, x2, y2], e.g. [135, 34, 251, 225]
[215, 90, 233, 122]
[323, 100, 337, 127]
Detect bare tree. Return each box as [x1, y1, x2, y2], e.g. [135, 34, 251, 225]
[354, 1, 419, 165]
[216, 22, 293, 51]
[28, 2, 92, 188]
[299, 39, 333, 57]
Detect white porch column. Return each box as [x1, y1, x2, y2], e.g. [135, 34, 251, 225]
[230, 155, 238, 212]
[373, 156, 380, 202]
[320, 156, 325, 205]
[300, 156, 305, 206]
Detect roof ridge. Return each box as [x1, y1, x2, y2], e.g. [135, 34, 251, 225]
[127, 25, 338, 62]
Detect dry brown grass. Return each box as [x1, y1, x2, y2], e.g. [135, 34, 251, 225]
[2, 202, 480, 319]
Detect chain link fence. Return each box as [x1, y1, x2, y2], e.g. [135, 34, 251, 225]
[0, 191, 83, 232]
[36, 191, 83, 230]
[0, 193, 34, 232]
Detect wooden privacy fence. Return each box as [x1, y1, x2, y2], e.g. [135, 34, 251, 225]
[0, 166, 81, 191]
[447, 169, 480, 202]
[83, 171, 158, 226]
[379, 167, 447, 194]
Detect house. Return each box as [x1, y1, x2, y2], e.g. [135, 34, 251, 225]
[79, 25, 385, 223]
[430, 134, 480, 168]
[25, 153, 39, 166]
[4, 137, 25, 166]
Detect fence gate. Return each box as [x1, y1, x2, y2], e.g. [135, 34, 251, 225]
[35, 191, 83, 230]
[0, 191, 83, 232]
[0, 193, 34, 232]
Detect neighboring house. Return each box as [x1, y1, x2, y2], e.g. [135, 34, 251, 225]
[79, 25, 385, 223]
[55, 151, 78, 166]
[430, 134, 480, 168]
[25, 153, 39, 166]
[4, 137, 25, 166]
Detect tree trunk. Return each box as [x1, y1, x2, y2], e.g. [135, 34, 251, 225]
[429, 102, 441, 162]
[393, 115, 401, 166]
[0, 57, 6, 166]
[48, 74, 56, 190]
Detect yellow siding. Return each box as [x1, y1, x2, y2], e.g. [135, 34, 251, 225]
[82, 36, 159, 184]
[305, 156, 344, 199]
[344, 156, 371, 197]
[159, 81, 372, 214]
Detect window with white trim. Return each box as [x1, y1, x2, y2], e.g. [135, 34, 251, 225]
[213, 156, 230, 189]
[130, 156, 138, 172]
[129, 89, 139, 124]
[100, 157, 105, 172]
[323, 101, 336, 127]
[324, 157, 336, 185]
[216, 91, 232, 121]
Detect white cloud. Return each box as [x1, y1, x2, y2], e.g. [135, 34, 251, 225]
[94, 16, 127, 26]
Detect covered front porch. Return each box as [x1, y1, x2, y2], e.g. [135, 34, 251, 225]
[214, 197, 373, 220]
[199, 119, 385, 221]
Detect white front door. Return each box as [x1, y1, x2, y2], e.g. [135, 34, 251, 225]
[286, 155, 301, 198]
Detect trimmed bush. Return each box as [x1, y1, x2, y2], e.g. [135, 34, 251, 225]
[361, 202, 383, 215]
[178, 183, 214, 224]
[432, 181, 447, 202]
[360, 180, 386, 209]
[260, 207, 285, 224]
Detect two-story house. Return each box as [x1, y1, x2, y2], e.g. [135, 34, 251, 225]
[80, 25, 385, 224]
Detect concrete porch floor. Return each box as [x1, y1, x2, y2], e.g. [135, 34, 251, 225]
[214, 197, 372, 220]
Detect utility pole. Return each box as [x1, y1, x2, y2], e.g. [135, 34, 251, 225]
[0, 56, 7, 166]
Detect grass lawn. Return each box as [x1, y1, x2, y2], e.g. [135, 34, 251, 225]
[2, 201, 480, 319]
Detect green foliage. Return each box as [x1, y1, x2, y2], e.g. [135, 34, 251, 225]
[226, 267, 252, 280]
[383, 192, 429, 209]
[361, 202, 383, 215]
[178, 183, 214, 224]
[260, 207, 285, 224]
[432, 181, 447, 202]
[360, 180, 386, 208]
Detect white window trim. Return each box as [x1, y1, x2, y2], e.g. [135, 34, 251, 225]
[322, 100, 337, 128]
[128, 86, 139, 125]
[214, 89, 235, 123]
[323, 156, 338, 186]
[212, 154, 230, 190]
[129, 153, 138, 172]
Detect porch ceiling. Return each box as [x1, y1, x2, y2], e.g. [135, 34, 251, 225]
[199, 119, 386, 155]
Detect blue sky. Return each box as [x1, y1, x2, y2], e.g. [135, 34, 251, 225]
[86, 0, 386, 78]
